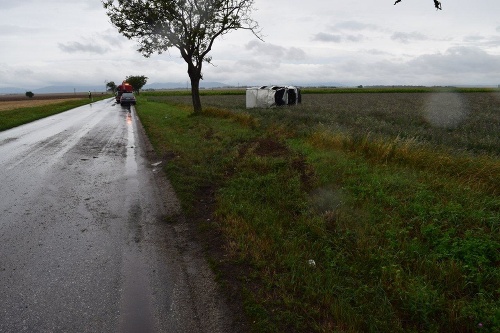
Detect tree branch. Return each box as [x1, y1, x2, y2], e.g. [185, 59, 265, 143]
[394, 0, 442, 10]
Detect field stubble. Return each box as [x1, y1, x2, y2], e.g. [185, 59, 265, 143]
[162, 92, 500, 156]
[0, 98, 83, 112]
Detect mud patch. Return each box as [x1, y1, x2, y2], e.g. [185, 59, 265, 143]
[238, 137, 289, 158]
[0, 137, 18, 146]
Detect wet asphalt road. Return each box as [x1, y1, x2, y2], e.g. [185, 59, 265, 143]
[0, 99, 233, 332]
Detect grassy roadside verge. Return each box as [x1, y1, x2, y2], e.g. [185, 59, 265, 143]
[135, 94, 499, 332]
[0, 95, 110, 131]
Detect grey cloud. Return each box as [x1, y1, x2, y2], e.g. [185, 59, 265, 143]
[236, 59, 278, 70]
[485, 36, 500, 47]
[57, 31, 126, 54]
[245, 41, 306, 60]
[391, 32, 429, 44]
[0, 0, 90, 10]
[463, 35, 500, 47]
[99, 32, 125, 47]
[497, 26, 500, 33]
[0, 0, 97, 11]
[313, 33, 342, 43]
[287, 47, 306, 61]
[362, 49, 391, 56]
[13, 68, 35, 76]
[330, 21, 380, 32]
[313, 32, 365, 43]
[0, 24, 41, 36]
[0, 0, 28, 9]
[246, 40, 286, 57]
[346, 34, 365, 42]
[327, 46, 500, 86]
[409, 46, 500, 75]
[58, 41, 109, 54]
[464, 35, 485, 42]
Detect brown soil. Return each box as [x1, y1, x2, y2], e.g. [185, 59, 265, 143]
[184, 139, 292, 331]
[0, 93, 89, 101]
[0, 93, 93, 112]
[0, 98, 84, 112]
[188, 137, 315, 332]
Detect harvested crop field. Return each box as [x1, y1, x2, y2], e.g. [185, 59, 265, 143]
[0, 93, 91, 111]
[0, 98, 84, 112]
[148, 91, 500, 156]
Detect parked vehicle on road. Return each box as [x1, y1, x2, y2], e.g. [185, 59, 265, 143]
[115, 82, 133, 103]
[120, 92, 136, 106]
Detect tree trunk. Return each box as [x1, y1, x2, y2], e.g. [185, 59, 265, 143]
[188, 63, 202, 114]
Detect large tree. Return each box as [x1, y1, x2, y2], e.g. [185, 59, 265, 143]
[102, 0, 261, 114]
[125, 75, 149, 94]
[106, 81, 117, 93]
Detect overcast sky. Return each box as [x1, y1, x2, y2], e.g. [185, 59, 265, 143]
[1, 0, 500, 89]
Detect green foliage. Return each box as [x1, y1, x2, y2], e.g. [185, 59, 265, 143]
[106, 81, 117, 93]
[25, 91, 34, 98]
[102, 0, 260, 58]
[125, 75, 148, 93]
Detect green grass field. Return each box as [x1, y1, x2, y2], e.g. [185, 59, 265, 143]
[0, 96, 110, 131]
[136, 89, 499, 332]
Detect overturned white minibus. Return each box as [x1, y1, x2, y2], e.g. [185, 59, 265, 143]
[246, 85, 301, 109]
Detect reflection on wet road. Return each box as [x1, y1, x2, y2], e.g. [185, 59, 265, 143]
[0, 99, 233, 332]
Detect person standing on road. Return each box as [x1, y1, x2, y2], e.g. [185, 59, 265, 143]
[88, 91, 92, 100]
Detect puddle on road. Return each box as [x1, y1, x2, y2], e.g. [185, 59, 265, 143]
[118, 109, 155, 333]
[126, 111, 132, 125]
[0, 137, 18, 146]
[118, 247, 155, 333]
[124, 110, 138, 180]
